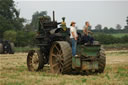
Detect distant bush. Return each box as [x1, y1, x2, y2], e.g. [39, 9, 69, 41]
[3, 30, 17, 42]
[15, 31, 36, 47]
[93, 33, 128, 44]
[121, 35, 128, 43]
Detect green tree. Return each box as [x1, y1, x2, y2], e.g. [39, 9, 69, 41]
[15, 31, 36, 47]
[15, 31, 28, 46]
[109, 27, 115, 33]
[103, 27, 109, 33]
[24, 24, 32, 31]
[95, 24, 102, 32]
[126, 16, 128, 26]
[0, 0, 19, 20]
[116, 24, 122, 30]
[3, 30, 17, 42]
[123, 16, 128, 33]
[0, 16, 14, 38]
[30, 11, 51, 30]
[0, 0, 25, 38]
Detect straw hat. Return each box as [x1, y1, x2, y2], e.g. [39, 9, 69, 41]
[70, 21, 76, 26]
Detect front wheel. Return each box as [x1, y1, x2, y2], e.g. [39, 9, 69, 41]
[27, 50, 44, 71]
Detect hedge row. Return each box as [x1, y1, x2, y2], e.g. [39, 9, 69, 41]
[3, 30, 128, 47]
[93, 33, 128, 44]
[15, 31, 36, 47]
[3, 30, 36, 47]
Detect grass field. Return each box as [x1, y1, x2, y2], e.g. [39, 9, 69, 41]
[0, 50, 128, 85]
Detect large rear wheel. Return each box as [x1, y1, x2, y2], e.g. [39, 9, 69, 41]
[27, 50, 44, 71]
[0, 43, 3, 54]
[49, 41, 72, 74]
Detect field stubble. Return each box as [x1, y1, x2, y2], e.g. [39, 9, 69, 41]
[0, 50, 128, 85]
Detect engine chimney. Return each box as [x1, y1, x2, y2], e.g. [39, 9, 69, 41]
[53, 11, 55, 22]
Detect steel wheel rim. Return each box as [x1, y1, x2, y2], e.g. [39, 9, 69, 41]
[50, 43, 64, 73]
[29, 52, 39, 71]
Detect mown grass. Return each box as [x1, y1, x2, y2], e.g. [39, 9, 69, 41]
[5, 82, 25, 85]
[0, 51, 128, 85]
[1, 65, 128, 85]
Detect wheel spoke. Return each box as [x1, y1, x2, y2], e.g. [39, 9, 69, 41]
[56, 65, 61, 73]
[59, 60, 64, 65]
[29, 56, 32, 59]
[33, 54, 38, 60]
[58, 54, 64, 61]
[51, 53, 60, 60]
[57, 64, 63, 73]
[56, 68, 60, 73]
[29, 60, 32, 64]
[58, 49, 62, 55]
[55, 45, 60, 52]
[59, 50, 62, 54]
[52, 63, 59, 68]
[51, 53, 64, 62]
[32, 59, 38, 63]
[51, 53, 57, 57]
[55, 45, 63, 55]
[30, 53, 39, 69]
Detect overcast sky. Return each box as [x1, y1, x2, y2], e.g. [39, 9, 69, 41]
[14, 0, 128, 29]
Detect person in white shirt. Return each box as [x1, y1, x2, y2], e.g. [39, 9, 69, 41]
[70, 21, 78, 56]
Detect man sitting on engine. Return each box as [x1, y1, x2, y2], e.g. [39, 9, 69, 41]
[82, 21, 94, 45]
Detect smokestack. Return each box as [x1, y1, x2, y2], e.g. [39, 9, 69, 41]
[53, 11, 55, 22]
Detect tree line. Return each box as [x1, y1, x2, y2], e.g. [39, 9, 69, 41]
[92, 20, 128, 33]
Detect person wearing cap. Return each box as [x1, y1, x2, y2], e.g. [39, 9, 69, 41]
[83, 21, 94, 44]
[70, 21, 78, 56]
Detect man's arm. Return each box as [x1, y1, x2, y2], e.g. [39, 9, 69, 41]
[88, 30, 93, 34]
[72, 32, 77, 40]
